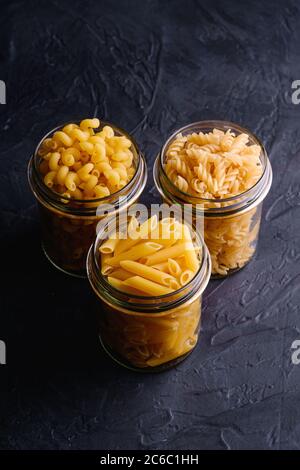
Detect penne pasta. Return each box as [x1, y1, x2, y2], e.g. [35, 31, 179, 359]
[96, 215, 203, 369]
[181, 225, 200, 272]
[180, 269, 194, 286]
[143, 242, 188, 266]
[151, 262, 169, 273]
[101, 253, 114, 275]
[123, 276, 173, 296]
[99, 233, 119, 254]
[120, 260, 176, 286]
[107, 277, 144, 296]
[110, 268, 133, 281]
[164, 278, 181, 290]
[114, 215, 158, 255]
[168, 258, 182, 277]
[106, 242, 162, 267]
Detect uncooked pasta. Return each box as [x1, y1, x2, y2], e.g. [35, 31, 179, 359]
[205, 207, 261, 276]
[98, 215, 202, 368]
[164, 128, 264, 275]
[29, 118, 147, 276]
[100, 298, 201, 368]
[38, 118, 136, 201]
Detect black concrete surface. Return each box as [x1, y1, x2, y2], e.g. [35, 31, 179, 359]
[0, 0, 300, 450]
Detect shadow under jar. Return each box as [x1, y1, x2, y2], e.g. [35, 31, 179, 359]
[86, 215, 211, 372]
[153, 121, 272, 278]
[28, 121, 147, 277]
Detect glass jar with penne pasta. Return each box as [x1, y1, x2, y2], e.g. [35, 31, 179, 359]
[87, 212, 211, 371]
[153, 121, 272, 278]
[28, 119, 147, 277]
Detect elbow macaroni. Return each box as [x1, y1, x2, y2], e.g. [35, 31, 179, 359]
[38, 118, 136, 200]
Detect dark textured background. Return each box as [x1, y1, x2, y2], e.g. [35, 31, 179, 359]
[0, 0, 300, 451]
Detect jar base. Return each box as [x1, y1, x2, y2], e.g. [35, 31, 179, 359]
[98, 335, 194, 373]
[42, 244, 87, 278]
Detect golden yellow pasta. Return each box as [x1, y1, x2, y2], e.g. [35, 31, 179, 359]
[114, 215, 158, 255]
[98, 216, 202, 368]
[123, 276, 173, 296]
[44, 170, 56, 188]
[164, 128, 264, 275]
[38, 118, 136, 200]
[99, 235, 119, 254]
[143, 242, 189, 266]
[120, 260, 175, 286]
[56, 165, 69, 185]
[106, 241, 162, 267]
[168, 258, 181, 277]
[99, 292, 201, 370]
[29, 118, 147, 279]
[100, 253, 113, 276]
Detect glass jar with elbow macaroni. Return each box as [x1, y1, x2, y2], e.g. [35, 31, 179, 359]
[28, 118, 147, 277]
[153, 121, 272, 278]
[87, 212, 211, 371]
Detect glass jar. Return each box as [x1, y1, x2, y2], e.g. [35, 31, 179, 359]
[28, 121, 147, 277]
[86, 215, 211, 372]
[153, 121, 272, 278]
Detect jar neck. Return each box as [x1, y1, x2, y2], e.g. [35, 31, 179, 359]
[154, 120, 272, 218]
[28, 120, 147, 217]
[86, 218, 211, 314]
[154, 155, 272, 218]
[28, 152, 147, 218]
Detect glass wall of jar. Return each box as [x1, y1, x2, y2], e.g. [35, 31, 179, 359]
[87, 213, 211, 372]
[28, 121, 147, 277]
[153, 121, 272, 278]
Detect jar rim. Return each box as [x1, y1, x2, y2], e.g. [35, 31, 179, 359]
[28, 119, 147, 216]
[159, 120, 269, 204]
[31, 119, 144, 204]
[87, 212, 211, 314]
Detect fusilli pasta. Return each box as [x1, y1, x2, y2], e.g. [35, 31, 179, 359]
[164, 128, 263, 276]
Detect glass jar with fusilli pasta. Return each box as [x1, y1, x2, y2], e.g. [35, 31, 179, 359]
[28, 119, 147, 277]
[153, 121, 272, 278]
[86, 211, 211, 371]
